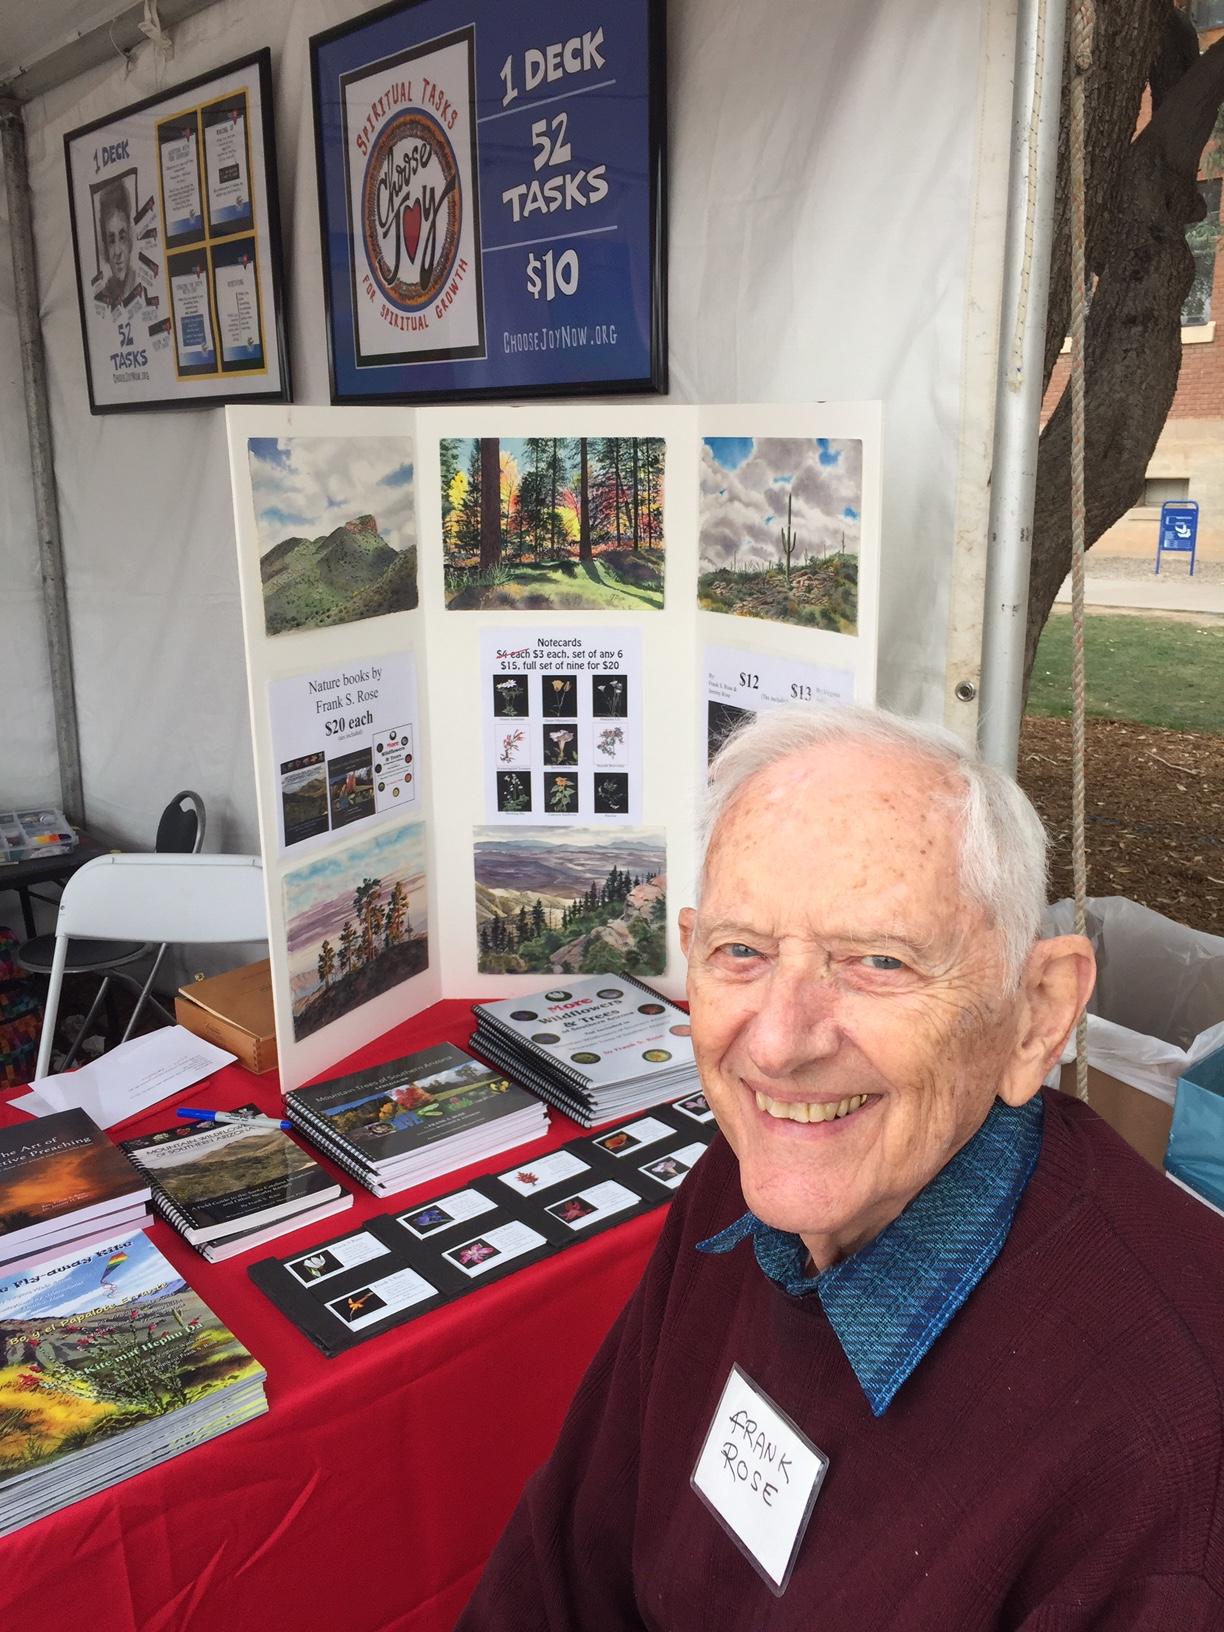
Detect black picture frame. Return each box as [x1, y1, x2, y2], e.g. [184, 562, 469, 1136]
[64, 49, 290, 414]
[309, 0, 667, 404]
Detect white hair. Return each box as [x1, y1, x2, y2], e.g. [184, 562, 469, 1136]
[700, 703, 1049, 985]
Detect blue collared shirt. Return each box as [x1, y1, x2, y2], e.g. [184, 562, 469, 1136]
[697, 1094, 1044, 1417]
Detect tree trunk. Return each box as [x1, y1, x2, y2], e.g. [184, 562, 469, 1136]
[1026, 26, 1224, 693]
[549, 439, 559, 554]
[612, 440, 623, 544]
[579, 437, 592, 564]
[632, 437, 640, 549]
[1025, 5, 1224, 691]
[480, 438, 501, 570]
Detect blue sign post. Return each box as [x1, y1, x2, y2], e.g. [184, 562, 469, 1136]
[1155, 499, 1199, 575]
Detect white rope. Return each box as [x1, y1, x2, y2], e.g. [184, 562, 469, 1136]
[1069, 0, 1094, 1101]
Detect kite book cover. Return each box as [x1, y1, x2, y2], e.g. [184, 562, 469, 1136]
[0, 1109, 150, 1248]
[0, 1227, 266, 1530]
[286, 1043, 541, 1171]
[121, 1107, 341, 1243]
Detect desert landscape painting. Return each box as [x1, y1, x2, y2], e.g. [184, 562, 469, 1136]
[698, 437, 861, 632]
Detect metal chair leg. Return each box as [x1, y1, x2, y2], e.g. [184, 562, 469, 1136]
[61, 976, 112, 1070]
[120, 943, 169, 1043]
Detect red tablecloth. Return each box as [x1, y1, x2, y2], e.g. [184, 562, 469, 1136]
[0, 1002, 667, 1631]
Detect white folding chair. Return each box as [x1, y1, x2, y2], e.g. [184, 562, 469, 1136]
[34, 853, 268, 1082]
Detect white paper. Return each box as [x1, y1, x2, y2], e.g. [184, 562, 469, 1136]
[444, 1219, 546, 1278]
[482, 628, 642, 824]
[639, 1140, 708, 1190]
[691, 1364, 828, 1591]
[497, 1147, 591, 1194]
[288, 1231, 389, 1285]
[204, 106, 250, 225]
[15, 1026, 235, 1128]
[324, 1264, 437, 1330]
[704, 642, 853, 765]
[159, 127, 202, 239]
[591, 1115, 675, 1157]
[545, 1178, 640, 1231]
[672, 1091, 715, 1124]
[214, 252, 260, 365]
[268, 652, 420, 858]
[396, 1187, 497, 1238]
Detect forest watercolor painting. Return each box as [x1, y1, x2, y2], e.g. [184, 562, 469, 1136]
[441, 437, 665, 612]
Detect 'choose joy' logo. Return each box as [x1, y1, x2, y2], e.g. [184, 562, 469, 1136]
[361, 109, 460, 311]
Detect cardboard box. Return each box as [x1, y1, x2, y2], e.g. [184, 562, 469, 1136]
[176, 958, 278, 1076]
[1057, 1062, 1173, 1172]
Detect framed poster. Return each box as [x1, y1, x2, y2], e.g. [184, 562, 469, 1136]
[64, 50, 290, 413]
[310, 0, 667, 404]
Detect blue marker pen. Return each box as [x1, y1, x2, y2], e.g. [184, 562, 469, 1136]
[177, 1107, 292, 1132]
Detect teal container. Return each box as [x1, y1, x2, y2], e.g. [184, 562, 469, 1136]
[1166, 1043, 1224, 1208]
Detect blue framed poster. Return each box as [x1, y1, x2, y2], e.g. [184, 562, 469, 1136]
[310, 0, 667, 403]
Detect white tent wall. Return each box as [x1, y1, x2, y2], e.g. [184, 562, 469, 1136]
[0, 0, 1014, 968]
[0, 162, 59, 813]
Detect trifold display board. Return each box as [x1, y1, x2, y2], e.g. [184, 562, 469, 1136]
[226, 402, 881, 1091]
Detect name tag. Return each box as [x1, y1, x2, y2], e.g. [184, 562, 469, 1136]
[690, 1363, 829, 1596]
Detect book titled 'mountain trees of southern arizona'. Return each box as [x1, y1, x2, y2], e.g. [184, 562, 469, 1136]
[121, 1108, 344, 1245]
[0, 1228, 266, 1535]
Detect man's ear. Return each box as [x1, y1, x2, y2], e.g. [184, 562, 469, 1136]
[998, 934, 1096, 1107]
[679, 906, 696, 959]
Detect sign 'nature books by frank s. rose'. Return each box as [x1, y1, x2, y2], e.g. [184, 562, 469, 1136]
[0, 1228, 266, 1536]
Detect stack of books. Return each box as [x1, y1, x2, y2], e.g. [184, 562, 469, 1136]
[285, 1042, 548, 1197]
[0, 1226, 266, 1536]
[0, 1110, 152, 1275]
[120, 1107, 351, 1262]
[470, 975, 702, 1128]
[470, 972, 698, 1129]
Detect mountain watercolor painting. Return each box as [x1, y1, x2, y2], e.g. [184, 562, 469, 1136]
[248, 437, 418, 636]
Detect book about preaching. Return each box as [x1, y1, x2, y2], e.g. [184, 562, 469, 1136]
[0, 1109, 150, 1254]
[0, 1226, 266, 1535]
[121, 1107, 343, 1244]
[285, 1043, 546, 1182]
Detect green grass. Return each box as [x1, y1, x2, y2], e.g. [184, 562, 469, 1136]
[1027, 609, 1224, 734]
[447, 557, 663, 612]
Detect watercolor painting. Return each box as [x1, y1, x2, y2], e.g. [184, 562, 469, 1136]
[282, 821, 427, 1041]
[247, 436, 417, 636]
[698, 437, 861, 632]
[441, 436, 664, 611]
[473, 826, 665, 976]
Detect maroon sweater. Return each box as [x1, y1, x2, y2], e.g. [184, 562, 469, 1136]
[458, 1092, 1224, 1629]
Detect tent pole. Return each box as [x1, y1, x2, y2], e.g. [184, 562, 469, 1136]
[1, 98, 84, 825]
[977, 0, 1066, 774]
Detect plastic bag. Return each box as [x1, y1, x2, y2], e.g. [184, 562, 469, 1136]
[1042, 896, 1224, 1106]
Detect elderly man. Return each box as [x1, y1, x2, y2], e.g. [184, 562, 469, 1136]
[459, 705, 1224, 1630]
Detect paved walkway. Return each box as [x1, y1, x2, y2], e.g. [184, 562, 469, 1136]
[1054, 554, 1224, 615]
